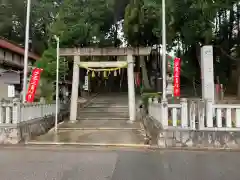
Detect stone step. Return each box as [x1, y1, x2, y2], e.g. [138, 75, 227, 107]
[88, 105, 129, 108]
[77, 113, 129, 119]
[79, 108, 129, 113]
[89, 105, 128, 108]
[91, 101, 128, 103]
[79, 111, 129, 114]
[58, 119, 140, 129]
[83, 104, 128, 107]
[77, 117, 129, 121]
[78, 111, 128, 116]
[77, 116, 129, 120]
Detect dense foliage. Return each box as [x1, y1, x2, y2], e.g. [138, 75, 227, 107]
[1, 0, 240, 96]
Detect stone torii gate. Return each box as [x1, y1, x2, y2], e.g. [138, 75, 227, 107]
[59, 47, 151, 122]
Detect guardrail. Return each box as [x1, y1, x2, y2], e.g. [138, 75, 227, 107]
[147, 98, 240, 131]
[202, 100, 240, 131]
[148, 97, 190, 129]
[0, 99, 66, 125]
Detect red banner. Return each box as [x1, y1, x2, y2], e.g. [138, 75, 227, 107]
[25, 68, 43, 102]
[174, 58, 181, 97]
[134, 72, 141, 87]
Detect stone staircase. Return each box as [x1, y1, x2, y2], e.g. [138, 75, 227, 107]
[77, 97, 129, 120]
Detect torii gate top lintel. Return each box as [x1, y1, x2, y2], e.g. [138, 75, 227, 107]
[59, 47, 151, 56]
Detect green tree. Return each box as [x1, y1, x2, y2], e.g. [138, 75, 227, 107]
[35, 47, 68, 81]
[124, 0, 161, 46]
[49, 0, 116, 47]
[34, 47, 68, 100]
[124, 0, 164, 90]
[3, 0, 240, 97]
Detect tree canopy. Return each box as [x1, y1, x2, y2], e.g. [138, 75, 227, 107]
[1, 0, 240, 96]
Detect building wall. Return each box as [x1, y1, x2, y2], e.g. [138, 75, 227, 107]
[0, 80, 21, 100]
[0, 80, 8, 100]
[0, 46, 37, 99]
[0, 66, 21, 99]
[0, 48, 35, 68]
[0, 39, 39, 100]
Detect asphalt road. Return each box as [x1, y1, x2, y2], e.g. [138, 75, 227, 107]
[0, 147, 240, 180]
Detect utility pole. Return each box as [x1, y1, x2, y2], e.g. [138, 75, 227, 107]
[161, 0, 167, 100]
[22, 0, 31, 103]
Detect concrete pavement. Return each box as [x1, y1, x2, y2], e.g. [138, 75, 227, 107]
[0, 147, 240, 180]
[29, 94, 147, 146]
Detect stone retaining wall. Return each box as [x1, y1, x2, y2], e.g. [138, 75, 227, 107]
[140, 108, 240, 149]
[0, 111, 69, 144]
[0, 95, 96, 144]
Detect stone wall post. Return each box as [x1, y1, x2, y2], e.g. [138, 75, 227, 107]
[206, 99, 214, 127]
[161, 99, 168, 128]
[0, 100, 3, 124]
[180, 98, 188, 128]
[12, 98, 21, 124]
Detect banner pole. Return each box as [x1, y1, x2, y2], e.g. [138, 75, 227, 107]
[54, 35, 60, 133]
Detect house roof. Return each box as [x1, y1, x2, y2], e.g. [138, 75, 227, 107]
[0, 37, 40, 60]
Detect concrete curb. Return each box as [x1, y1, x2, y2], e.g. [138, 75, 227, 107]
[4, 143, 240, 152]
[25, 141, 151, 148]
[23, 141, 240, 152]
[57, 127, 140, 130]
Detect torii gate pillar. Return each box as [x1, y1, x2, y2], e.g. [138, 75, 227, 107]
[70, 55, 80, 122]
[127, 54, 136, 122]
